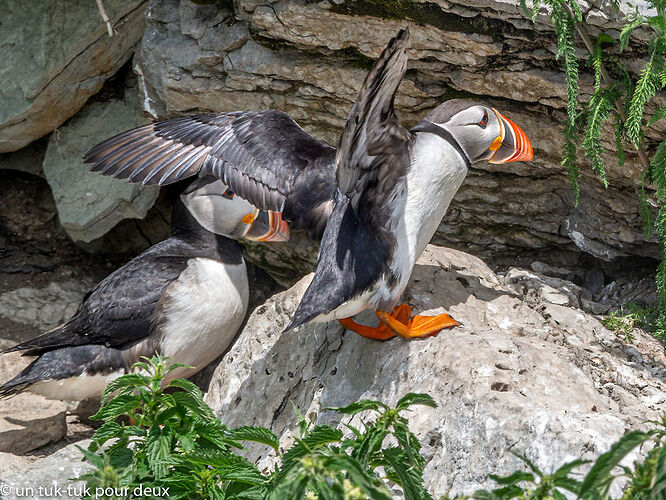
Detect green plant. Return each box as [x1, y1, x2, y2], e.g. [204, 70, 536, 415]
[602, 302, 662, 341]
[519, 0, 666, 338]
[444, 416, 666, 499]
[80, 356, 436, 499]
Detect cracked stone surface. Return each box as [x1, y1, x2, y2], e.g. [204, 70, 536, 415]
[204, 244, 666, 497]
[133, 0, 664, 272]
[0, 280, 94, 333]
[1, 440, 92, 500]
[0, 342, 68, 455]
[0, 0, 148, 153]
[42, 77, 159, 243]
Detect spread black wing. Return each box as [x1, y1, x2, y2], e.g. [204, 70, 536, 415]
[335, 28, 411, 231]
[83, 111, 337, 228]
[5, 240, 191, 355]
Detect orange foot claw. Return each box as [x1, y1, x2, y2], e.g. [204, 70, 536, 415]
[376, 308, 460, 339]
[338, 303, 412, 341]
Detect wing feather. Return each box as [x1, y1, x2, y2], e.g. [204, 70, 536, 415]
[84, 111, 335, 216]
[335, 28, 411, 229]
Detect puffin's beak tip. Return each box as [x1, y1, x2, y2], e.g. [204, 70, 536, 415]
[491, 111, 534, 164]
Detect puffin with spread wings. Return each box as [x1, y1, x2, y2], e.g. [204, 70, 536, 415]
[82, 27, 533, 341]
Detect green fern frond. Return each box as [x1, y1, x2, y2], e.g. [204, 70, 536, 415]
[649, 106, 666, 126]
[582, 90, 614, 187]
[562, 122, 580, 204]
[552, 1, 580, 127]
[567, 0, 583, 22]
[651, 140, 666, 200]
[627, 42, 665, 147]
[620, 16, 644, 51]
[639, 185, 656, 238]
[519, 0, 542, 21]
[590, 34, 615, 92]
[613, 114, 627, 167]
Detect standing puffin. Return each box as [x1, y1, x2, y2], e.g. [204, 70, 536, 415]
[0, 179, 289, 400]
[81, 28, 532, 341]
[286, 28, 533, 339]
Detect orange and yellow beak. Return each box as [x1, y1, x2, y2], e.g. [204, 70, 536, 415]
[244, 210, 290, 242]
[488, 109, 533, 164]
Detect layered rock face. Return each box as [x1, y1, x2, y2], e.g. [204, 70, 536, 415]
[134, 0, 662, 273]
[0, 0, 148, 153]
[205, 245, 665, 497]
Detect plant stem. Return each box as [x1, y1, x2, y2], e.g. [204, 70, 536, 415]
[95, 0, 114, 37]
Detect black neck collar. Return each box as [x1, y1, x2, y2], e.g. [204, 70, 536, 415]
[410, 120, 471, 167]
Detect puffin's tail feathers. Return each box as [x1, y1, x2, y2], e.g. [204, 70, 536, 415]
[3, 324, 75, 355]
[0, 345, 126, 400]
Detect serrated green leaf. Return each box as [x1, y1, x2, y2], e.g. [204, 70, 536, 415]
[325, 454, 393, 500]
[488, 470, 535, 486]
[100, 373, 149, 403]
[381, 447, 431, 500]
[90, 394, 140, 421]
[511, 452, 544, 478]
[227, 426, 280, 451]
[325, 399, 388, 415]
[146, 429, 173, 479]
[579, 430, 653, 497]
[396, 393, 438, 411]
[91, 420, 122, 446]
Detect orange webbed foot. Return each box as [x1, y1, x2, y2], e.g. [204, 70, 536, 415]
[376, 308, 460, 339]
[338, 303, 412, 341]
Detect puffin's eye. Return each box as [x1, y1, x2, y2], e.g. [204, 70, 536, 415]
[478, 112, 489, 129]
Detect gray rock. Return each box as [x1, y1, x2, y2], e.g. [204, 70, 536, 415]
[0, 1, 148, 153]
[1, 440, 92, 500]
[132, 0, 662, 270]
[0, 394, 67, 455]
[42, 79, 159, 243]
[204, 245, 665, 497]
[0, 452, 29, 478]
[0, 348, 69, 455]
[0, 280, 94, 333]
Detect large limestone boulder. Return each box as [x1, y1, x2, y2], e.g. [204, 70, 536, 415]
[42, 77, 159, 243]
[133, 0, 662, 272]
[204, 244, 665, 497]
[1, 440, 92, 500]
[0, 0, 148, 153]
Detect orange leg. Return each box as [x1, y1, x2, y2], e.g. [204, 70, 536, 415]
[376, 309, 460, 339]
[338, 303, 412, 341]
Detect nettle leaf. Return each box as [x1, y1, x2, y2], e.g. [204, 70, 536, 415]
[396, 393, 438, 411]
[488, 470, 535, 486]
[325, 399, 388, 415]
[170, 391, 217, 422]
[91, 421, 122, 447]
[272, 426, 343, 484]
[146, 428, 173, 479]
[578, 430, 653, 497]
[381, 447, 431, 500]
[227, 426, 280, 451]
[324, 454, 393, 500]
[652, 447, 666, 498]
[511, 452, 544, 478]
[90, 394, 140, 421]
[101, 373, 150, 403]
[354, 424, 390, 467]
[109, 446, 134, 469]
